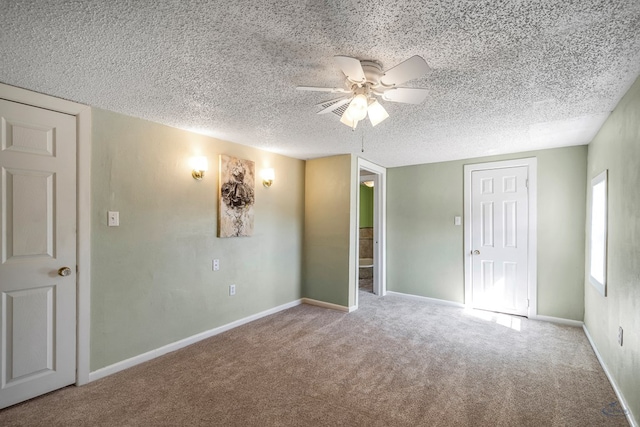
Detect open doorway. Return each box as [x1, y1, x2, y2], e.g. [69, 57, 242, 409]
[358, 172, 376, 293]
[355, 158, 386, 308]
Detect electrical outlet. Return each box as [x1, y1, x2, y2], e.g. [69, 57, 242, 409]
[229, 284, 236, 296]
[618, 327, 623, 346]
[213, 259, 220, 271]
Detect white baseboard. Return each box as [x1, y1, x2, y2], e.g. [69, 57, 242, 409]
[530, 314, 584, 327]
[385, 291, 466, 308]
[583, 325, 637, 427]
[386, 293, 585, 328]
[301, 298, 353, 312]
[89, 299, 302, 382]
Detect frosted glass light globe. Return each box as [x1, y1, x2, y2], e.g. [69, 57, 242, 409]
[347, 94, 368, 121]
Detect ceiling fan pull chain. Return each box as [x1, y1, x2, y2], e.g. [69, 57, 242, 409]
[361, 131, 365, 153]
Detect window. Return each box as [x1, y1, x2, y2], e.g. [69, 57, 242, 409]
[589, 170, 607, 296]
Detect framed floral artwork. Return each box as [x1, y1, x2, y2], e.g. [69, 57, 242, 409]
[218, 155, 255, 237]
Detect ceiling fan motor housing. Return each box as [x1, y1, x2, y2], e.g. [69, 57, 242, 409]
[356, 60, 383, 87]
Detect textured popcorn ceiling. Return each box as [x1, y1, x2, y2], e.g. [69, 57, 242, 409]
[1, 1, 639, 167]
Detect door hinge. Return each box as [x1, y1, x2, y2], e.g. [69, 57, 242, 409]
[526, 179, 529, 189]
[527, 298, 530, 307]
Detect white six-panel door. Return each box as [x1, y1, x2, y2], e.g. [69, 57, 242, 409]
[0, 99, 77, 408]
[470, 166, 529, 316]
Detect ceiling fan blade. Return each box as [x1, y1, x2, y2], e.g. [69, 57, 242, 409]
[382, 87, 428, 104]
[317, 97, 351, 115]
[297, 86, 349, 93]
[334, 56, 366, 83]
[380, 55, 430, 86]
[315, 97, 347, 107]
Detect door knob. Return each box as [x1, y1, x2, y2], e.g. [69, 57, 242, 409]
[58, 267, 72, 277]
[473, 250, 480, 255]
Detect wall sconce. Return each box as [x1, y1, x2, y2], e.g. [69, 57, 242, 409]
[191, 156, 208, 180]
[261, 168, 275, 187]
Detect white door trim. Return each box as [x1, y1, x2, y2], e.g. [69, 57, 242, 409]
[0, 83, 92, 385]
[355, 158, 387, 309]
[464, 158, 537, 318]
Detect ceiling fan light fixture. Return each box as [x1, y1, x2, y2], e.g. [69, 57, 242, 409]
[346, 94, 368, 121]
[367, 100, 389, 126]
[340, 109, 358, 129]
[298, 55, 430, 129]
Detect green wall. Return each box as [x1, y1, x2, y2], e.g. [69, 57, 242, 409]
[584, 76, 640, 424]
[90, 109, 305, 370]
[359, 184, 374, 228]
[303, 154, 357, 308]
[387, 146, 587, 320]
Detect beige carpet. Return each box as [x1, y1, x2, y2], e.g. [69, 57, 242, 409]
[0, 291, 628, 426]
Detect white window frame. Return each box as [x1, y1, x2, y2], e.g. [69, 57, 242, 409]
[589, 170, 608, 296]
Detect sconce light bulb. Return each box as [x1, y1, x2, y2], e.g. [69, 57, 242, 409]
[262, 168, 275, 188]
[191, 156, 208, 180]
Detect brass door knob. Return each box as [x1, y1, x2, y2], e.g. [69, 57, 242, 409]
[58, 267, 72, 277]
[473, 250, 480, 255]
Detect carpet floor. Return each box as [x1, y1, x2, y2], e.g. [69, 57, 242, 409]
[0, 291, 627, 426]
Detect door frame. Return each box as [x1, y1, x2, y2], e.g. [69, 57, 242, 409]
[354, 157, 386, 309]
[358, 172, 377, 292]
[0, 83, 92, 385]
[463, 158, 537, 318]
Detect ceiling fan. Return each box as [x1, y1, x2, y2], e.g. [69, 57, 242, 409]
[297, 55, 430, 129]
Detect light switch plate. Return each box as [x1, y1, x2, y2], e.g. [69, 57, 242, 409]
[454, 216, 461, 226]
[108, 211, 119, 227]
[618, 326, 623, 346]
